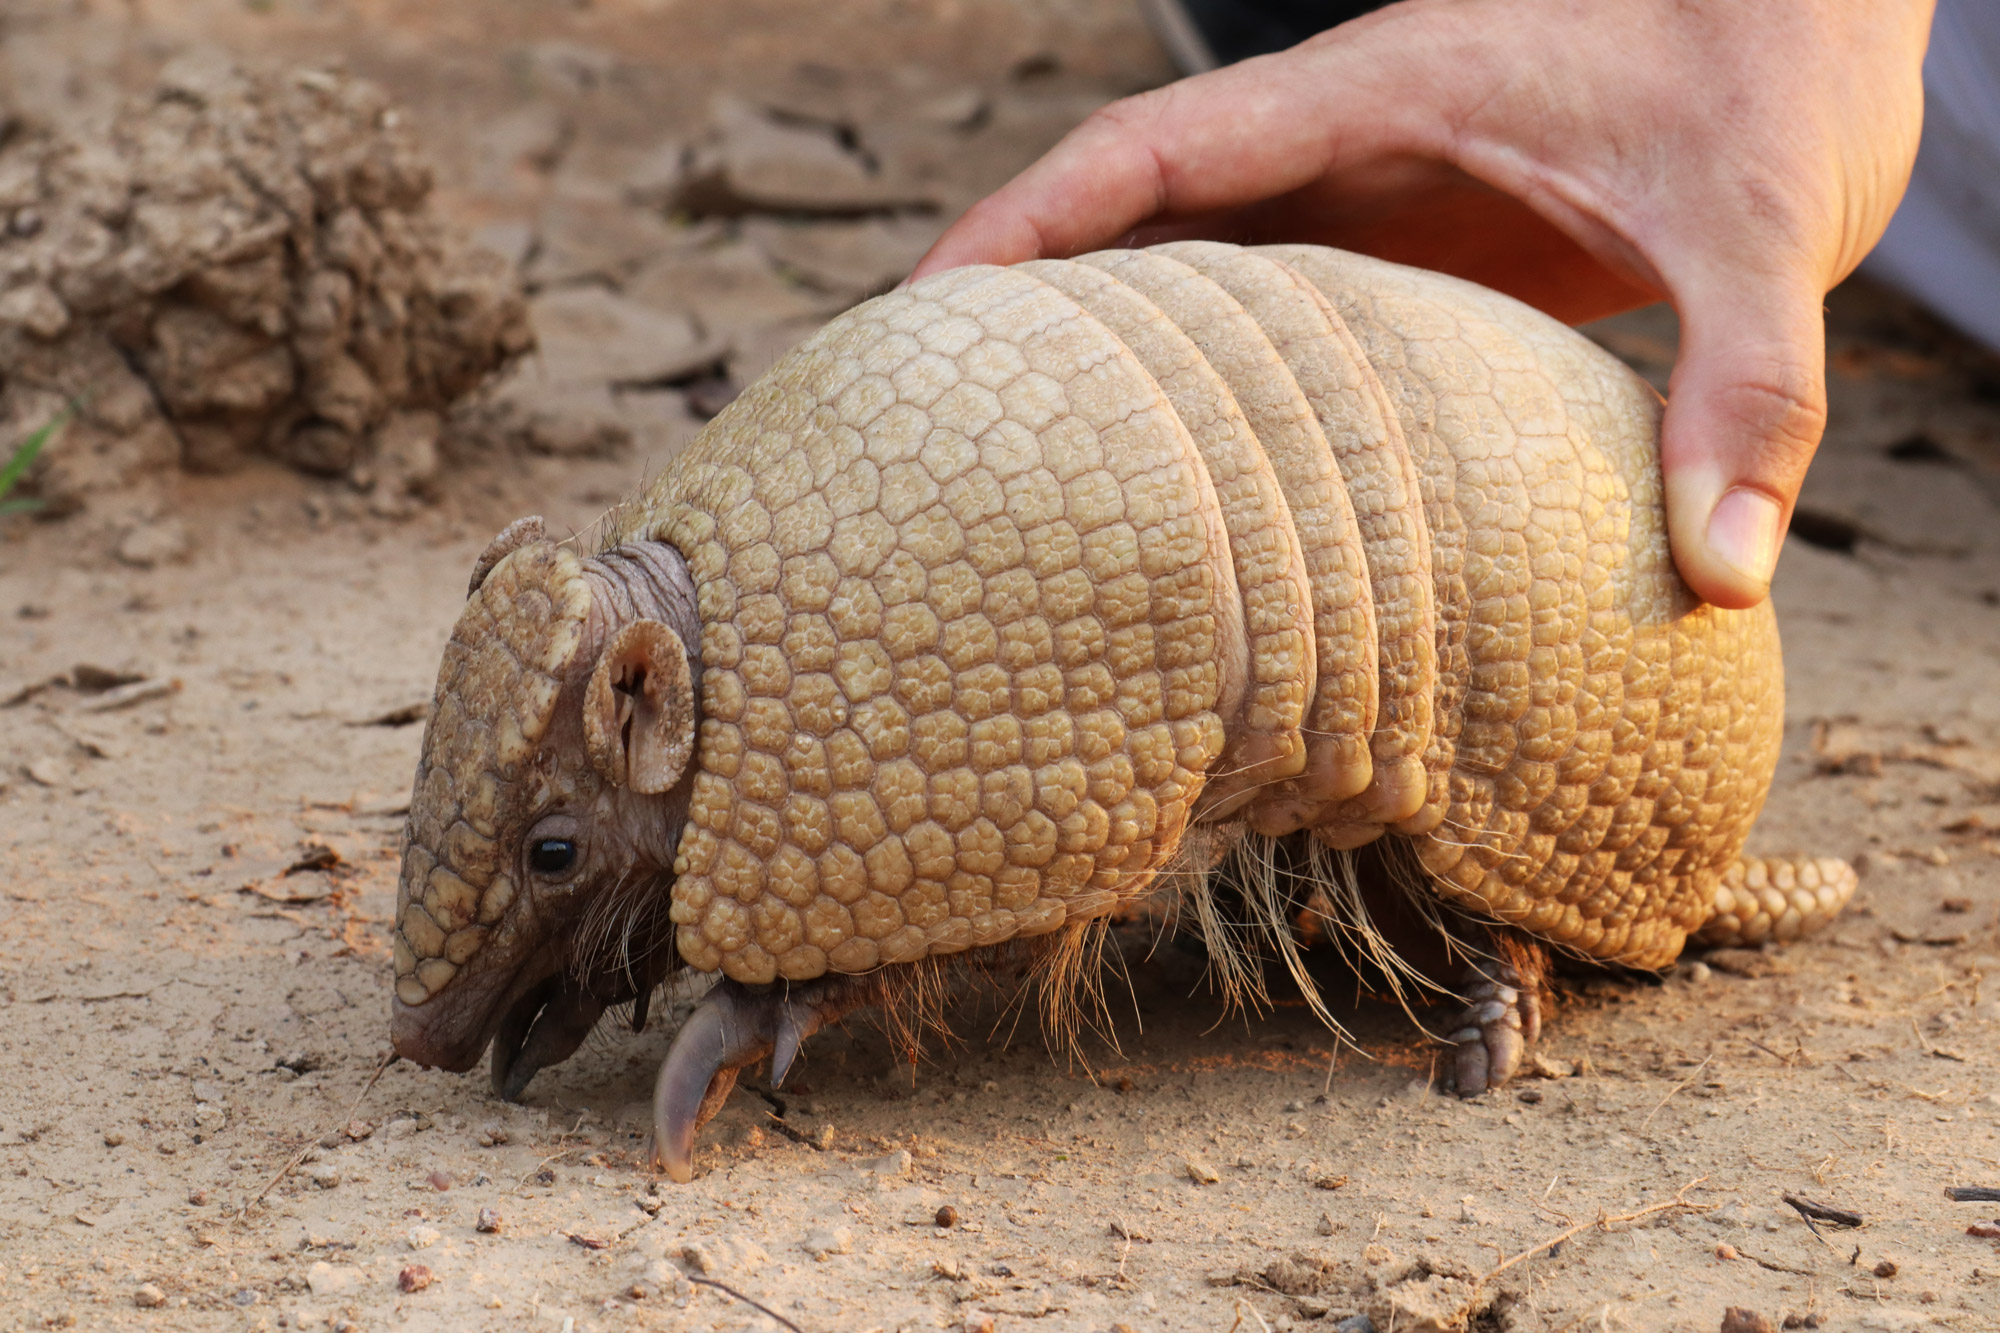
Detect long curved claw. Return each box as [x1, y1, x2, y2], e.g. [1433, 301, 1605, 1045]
[769, 996, 825, 1088]
[650, 979, 847, 1183]
[490, 979, 607, 1102]
[490, 976, 557, 1099]
[651, 984, 767, 1182]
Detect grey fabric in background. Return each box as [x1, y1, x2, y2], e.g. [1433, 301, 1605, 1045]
[1863, 0, 2000, 351]
[1139, 0, 2000, 353]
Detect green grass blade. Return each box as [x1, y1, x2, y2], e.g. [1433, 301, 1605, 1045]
[0, 407, 72, 510]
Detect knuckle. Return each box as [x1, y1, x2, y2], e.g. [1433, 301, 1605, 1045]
[1083, 91, 1164, 139]
[1714, 356, 1827, 466]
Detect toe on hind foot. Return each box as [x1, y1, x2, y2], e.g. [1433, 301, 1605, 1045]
[1444, 962, 1541, 1096]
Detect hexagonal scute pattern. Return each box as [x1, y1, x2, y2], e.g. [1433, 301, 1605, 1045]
[601, 242, 1789, 984]
[619, 265, 1235, 982]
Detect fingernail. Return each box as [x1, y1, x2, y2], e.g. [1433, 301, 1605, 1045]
[1704, 488, 1784, 592]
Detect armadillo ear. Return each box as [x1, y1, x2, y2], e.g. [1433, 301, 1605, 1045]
[583, 620, 696, 794]
[467, 516, 549, 598]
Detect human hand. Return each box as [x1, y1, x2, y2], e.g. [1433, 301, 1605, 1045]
[912, 0, 1934, 608]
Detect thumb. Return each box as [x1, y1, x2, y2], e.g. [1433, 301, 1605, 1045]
[1658, 262, 1829, 610]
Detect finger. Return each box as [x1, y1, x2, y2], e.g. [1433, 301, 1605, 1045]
[911, 37, 1432, 278]
[1658, 259, 1829, 609]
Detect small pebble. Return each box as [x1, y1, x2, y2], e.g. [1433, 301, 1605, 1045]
[858, 1148, 911, 1177]
[1716, 1243, 1740, 1261]
[1185, 1157, 1220, 1185]
[187, 1189, 208, 1206]
[1516, 1088, 1543, 1104]
[1872, 1258, 1898, 1278]
[428, 1169, 453, 1191]
[103, 1131, 125, 1147]
[397, 1265, 434, 1293]
[1316, 1212, 1337, 1236]
[934, 1204, 958, 1228]
[802, 1225, 853, 1258]
[476, 1207, 502, 1234]
[133, 1283, 166, 1308]
[476, 1123, 509, 1147]
[1719, 1308, 1774, 1333]
[307, 1164, 341, 1189]
[407, 1226, 441, 1250]
[1684, 961, 1713, 984]
[1315, 1174, 1349, 1190]
[961, 1312, 995, 1333]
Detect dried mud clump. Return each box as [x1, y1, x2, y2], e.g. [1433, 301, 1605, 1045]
[0, 57, 532, 518]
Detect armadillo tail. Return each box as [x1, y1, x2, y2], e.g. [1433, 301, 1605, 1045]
[1693, 856, 1859, 949]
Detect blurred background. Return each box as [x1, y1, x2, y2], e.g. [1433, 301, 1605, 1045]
[2, 6, 1998, 1332]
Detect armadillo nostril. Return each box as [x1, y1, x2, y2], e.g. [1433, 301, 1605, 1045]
[390, 998, 449, 1069]
[390, 994, 492, 1074]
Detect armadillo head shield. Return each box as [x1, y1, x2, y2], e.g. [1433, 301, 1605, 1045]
[390, 523, 698, 1096]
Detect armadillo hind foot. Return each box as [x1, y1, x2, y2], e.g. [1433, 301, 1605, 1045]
[1443, 953, 1546, 1096]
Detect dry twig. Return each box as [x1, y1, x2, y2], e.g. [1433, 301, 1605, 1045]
[1783, 1192, 1865, 1240]
[1640, 1055, 1713, 1130]
[1471, 1177, 1714, 1297]
[688, 1275, 807, 1332]
[247, 1050, 398, 1209]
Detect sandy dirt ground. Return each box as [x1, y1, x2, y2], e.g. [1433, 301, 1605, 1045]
[3, 3, 2000, 1331]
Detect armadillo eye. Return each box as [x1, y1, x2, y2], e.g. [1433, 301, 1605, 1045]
[529, 838, 577, 876]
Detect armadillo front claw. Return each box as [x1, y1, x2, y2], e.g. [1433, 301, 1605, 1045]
[491, 978, 608, 1103]
[1444, 963, 1541, 1096]
[650, 979, 843, 1183]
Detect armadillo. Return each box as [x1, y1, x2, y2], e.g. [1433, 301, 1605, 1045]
[389, 242, 1855, 1182]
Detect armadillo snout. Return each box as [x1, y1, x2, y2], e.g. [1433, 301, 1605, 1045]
[390, 989, 491, 1072]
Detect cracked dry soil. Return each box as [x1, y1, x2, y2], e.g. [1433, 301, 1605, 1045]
[3, 2, 1999, 1331]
